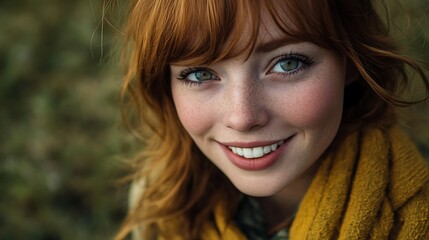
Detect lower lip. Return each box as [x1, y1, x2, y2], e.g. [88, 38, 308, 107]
[220, 138, 291, 171]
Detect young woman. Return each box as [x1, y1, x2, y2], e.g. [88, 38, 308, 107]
[114, 0, 429, 239]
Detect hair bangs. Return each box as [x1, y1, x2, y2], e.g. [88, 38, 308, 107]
[165, 0, 261, 66]
[168, 0, 340, 67]
[264, 0, 339, 50]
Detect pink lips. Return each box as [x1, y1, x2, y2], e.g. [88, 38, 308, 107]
[219, 137, 292, 171]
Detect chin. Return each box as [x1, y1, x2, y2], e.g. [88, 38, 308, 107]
[229, 178, 288, 197]
[238, 186, 282, 197]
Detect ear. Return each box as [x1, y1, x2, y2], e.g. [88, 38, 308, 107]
[345, 59, 359, 85]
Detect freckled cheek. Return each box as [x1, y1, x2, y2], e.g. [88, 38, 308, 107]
[282, 83, 344, 128]
[172, 94, 215, 137]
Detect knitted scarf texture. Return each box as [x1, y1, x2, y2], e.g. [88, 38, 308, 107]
[203, 126, 429, 239]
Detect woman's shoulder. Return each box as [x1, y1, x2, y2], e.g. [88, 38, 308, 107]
[387, 126, 428, 208]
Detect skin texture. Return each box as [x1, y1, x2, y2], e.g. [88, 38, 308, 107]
[170, 8, 347, 226]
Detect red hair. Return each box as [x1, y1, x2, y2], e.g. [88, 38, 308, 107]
[114, 0, 429, 238]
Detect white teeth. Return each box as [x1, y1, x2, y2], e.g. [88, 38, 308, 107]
[263, 146, 271, 154]
[271, 143, 278, 151]
[227, 140, 285, 159]
[243, 148, 253, 158]
[253, 147, 264, 158]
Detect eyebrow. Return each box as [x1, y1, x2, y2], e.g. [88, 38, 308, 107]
[255, 37, 298, 53]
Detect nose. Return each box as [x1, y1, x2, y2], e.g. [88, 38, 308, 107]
[222, 79, 270, 132]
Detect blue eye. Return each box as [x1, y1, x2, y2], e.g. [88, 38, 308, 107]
[187, 70, 215, 81]
[270, 54, 313, 75]
[272, 59, 300, 72]
[177, 68, 219, 84]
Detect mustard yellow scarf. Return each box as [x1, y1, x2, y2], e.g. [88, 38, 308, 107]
[203, 126, 429, 239]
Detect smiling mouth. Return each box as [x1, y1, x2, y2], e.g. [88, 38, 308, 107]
[227, 140, 285, 159]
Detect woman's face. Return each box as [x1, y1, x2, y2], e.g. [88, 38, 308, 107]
[170, 10, 346, 196]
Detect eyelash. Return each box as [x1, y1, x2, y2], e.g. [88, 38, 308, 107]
[176, 53, 314, 86]
[269, 53, 314, 77]
[176, 67, 215, 87]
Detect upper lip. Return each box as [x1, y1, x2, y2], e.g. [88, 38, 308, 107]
[218, 137, 291, 148]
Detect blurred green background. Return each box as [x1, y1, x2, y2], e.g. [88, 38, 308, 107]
[0, 0, 428, 239]
[0, 0, 133, 239]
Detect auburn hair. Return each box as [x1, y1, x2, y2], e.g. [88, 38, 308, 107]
[114, 0, 429, 239]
